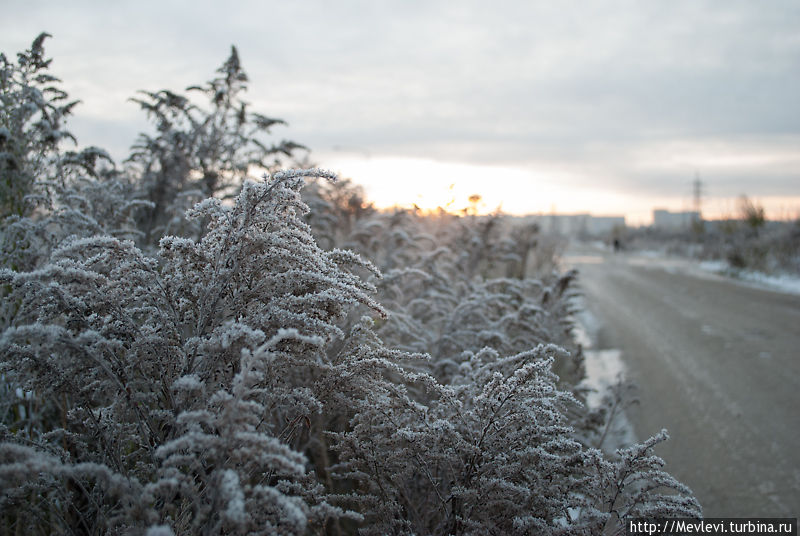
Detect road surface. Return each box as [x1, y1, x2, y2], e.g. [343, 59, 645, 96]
[564, 243, 800, 517]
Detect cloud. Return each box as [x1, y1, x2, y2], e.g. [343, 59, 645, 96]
[2, 0, 798, 216]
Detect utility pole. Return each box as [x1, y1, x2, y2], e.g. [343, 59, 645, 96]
[692, 173, 703, 221]
[691, 173, 705, 232]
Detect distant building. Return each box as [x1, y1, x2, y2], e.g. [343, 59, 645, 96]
[585, 215, 626, 235]
[652, 209, 701, 229]
[519, 214, 626, 236]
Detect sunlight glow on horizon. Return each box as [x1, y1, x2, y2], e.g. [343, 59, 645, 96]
[321, 155, 641, 218]
[320, 155, 800, 226]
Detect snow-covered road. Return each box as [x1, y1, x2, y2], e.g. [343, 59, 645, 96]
[564, 243, 800, 517]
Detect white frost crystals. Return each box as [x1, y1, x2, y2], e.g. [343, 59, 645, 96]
[0, 171, 386, 534]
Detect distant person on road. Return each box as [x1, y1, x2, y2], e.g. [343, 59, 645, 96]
[613, 238, 621, 252]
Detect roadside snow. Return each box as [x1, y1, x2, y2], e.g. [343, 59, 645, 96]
[570, 300, 638, 450]
[599, 242, 800, 296]
[699, 261, 800, 296]
[572, 310, 626, 408]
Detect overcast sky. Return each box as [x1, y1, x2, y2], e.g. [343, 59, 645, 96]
[3, 1, 799, 222]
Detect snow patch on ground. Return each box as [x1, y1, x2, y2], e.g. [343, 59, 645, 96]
[699, 261, 800, 296]
[611, 245, 800, 296]
[572, 305, 621, 405]
[571, 303, 638, 450]
[571, 313, 594, 349]
[582, 349, 625, 409]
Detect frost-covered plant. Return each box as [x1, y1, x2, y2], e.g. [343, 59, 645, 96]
[0, 32, 75, 220]
[332, 345, 700, 535]
[332, 345, 581, 534]
[299, 197, 699, 534]
[318, 206, 582, 384]
[128, 46, 307, 245]
[377, 267, 582, 383]
[1, 165, 148, 273]
[0, 169, 388, 534]
[1, 34, 145, 272]
[302, 176, 373, 250]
